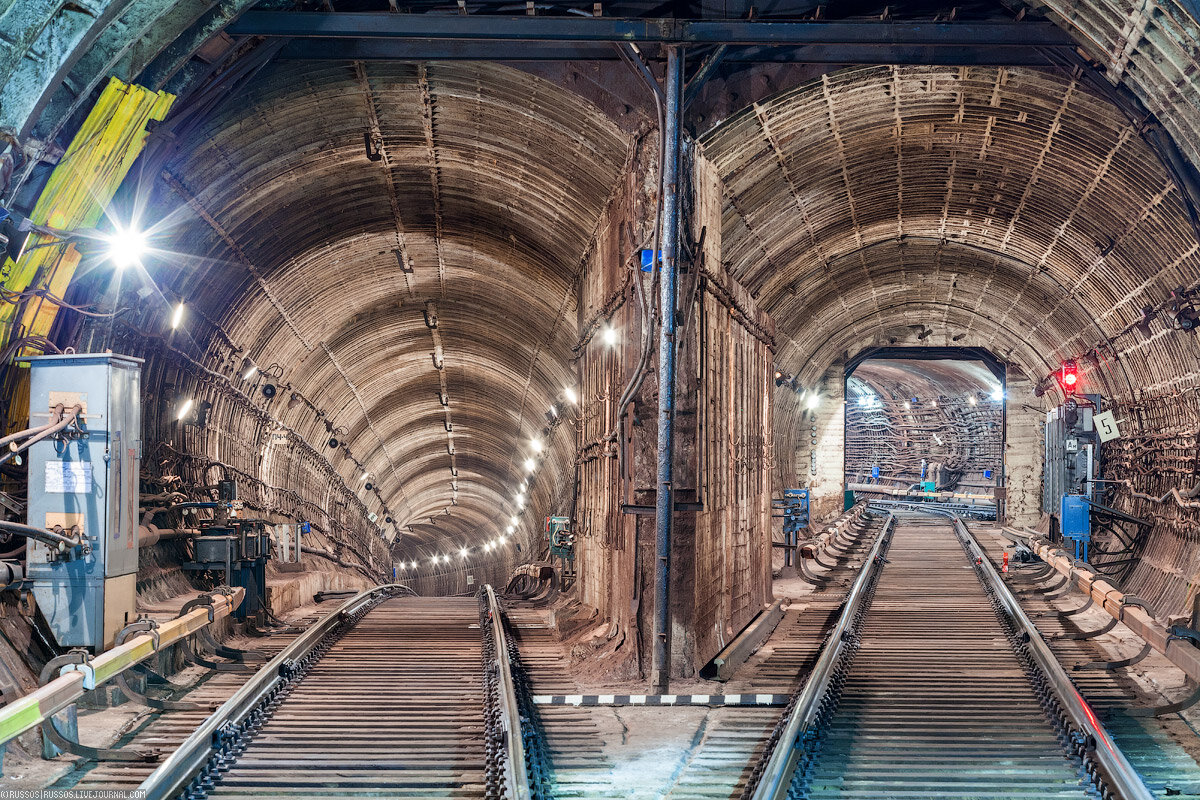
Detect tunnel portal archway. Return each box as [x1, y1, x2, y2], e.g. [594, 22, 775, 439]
[844, 347, 1006, 513]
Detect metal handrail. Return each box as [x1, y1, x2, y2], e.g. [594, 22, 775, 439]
[953, 519, 1154, 800]
[138, 583, 402, 800]
[483, 584, 532, 800]
[749, 513, 895, 800]
[0, 587, 244, 747]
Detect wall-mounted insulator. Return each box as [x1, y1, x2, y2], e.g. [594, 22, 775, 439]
[423, 302, 439, 329]
[444, 421, 453, 432]
[432, 346, 444, 370]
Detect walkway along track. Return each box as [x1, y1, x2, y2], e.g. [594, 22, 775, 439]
[138, 585, 533, 800]
[743, 513, 1155, 800]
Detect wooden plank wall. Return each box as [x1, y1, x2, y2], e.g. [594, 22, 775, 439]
[688, 154, 775, 669]
[574, 142, 651, 679]
[571, 147, 775, 678]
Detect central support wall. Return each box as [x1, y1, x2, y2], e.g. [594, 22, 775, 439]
[572, 147, 774, 679]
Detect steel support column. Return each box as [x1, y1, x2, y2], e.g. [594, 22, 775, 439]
[651, 45, 683, 695]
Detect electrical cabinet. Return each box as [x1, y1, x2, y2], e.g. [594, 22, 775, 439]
[1043, 397, 1101, 519]
[1060, 494, 1091, 561]
[23, 353, 142, 651]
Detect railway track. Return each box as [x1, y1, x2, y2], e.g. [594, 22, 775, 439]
[121, 510, 1191, 800]
[138, 586, 530, 800]
[744, 513, 1154, 800]
[974, 523, 1200, 797]
[61, 610, 322, 792]
[510, 510, 891, 799]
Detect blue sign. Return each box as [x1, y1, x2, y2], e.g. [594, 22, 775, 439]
[640, 249, 661, 272]
[300, 521, 311, 535]
[871, 465, 880, 478]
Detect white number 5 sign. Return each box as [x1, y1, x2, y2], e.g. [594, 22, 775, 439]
[1094, 409, 1121, 443]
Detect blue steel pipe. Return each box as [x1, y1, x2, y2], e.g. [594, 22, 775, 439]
[651, 46, 684, 695]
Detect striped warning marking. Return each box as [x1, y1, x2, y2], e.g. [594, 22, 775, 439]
[531, 693, 789, 707]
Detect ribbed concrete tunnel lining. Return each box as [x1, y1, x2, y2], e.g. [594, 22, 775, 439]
[149, 61, 630, 560]
[3, 4, 1200, 599]
[700, 65, 1200, 398]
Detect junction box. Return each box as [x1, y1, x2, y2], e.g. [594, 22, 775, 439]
[22, 353, 142, 651]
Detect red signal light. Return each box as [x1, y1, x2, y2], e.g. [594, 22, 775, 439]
[1058, 360, 1079, 393]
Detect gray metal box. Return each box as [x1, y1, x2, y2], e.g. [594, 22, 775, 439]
[23, 353, 142, 650]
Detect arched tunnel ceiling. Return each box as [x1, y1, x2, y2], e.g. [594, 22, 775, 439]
[699, 65, 1200, 395]
[851, 358, 1001, 400]
[2, 2, 1199, 572]
[152, 61, 628, 549]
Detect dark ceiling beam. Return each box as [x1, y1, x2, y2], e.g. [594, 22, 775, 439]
[275, 39, 1069, 64]
[230, 13, 1075, 48]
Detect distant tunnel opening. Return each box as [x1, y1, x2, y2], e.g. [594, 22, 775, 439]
[844, 350, 1005, 505]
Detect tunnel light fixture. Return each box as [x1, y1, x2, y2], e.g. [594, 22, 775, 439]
[171, 302, 185, 330]
[530, 438, 544, 454]
[410, 560, 417, 569]
[460, 547, 469, 558]
[519, 481, 527, 492]
[524, 458, 537, 472]
[968, 395, 977, 406]
[903, 401, 911, 410]
[176, 398, 193, 421]
[991, 387, 1005, 402]
[430, 556, 438, 566]
[510, 516, 519, 527]
[484, 542, 492, 552]
[499, 535, 508, 545]
[602, 325, 618, 346]
[931, 400, 938, 408]
[105, 225, 149, 269]
[242, 362, 258, 380]
[805, 393, 820, 410]
[564, 387, 578, 404]
[507, 523, 516, 533]
[440, 554, 450, 564]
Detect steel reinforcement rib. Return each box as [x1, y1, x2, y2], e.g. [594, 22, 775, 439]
[138, 584, 533, 800]
[743, 514, 1154, 800]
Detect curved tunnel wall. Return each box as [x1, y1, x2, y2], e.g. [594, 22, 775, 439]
[2, 2, 1200, 653]
[43, 61, 631, 588]
[158, 60, 628, 570]
[699, 64, 1200, 615]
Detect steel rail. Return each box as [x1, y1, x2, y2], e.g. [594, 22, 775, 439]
[953, 519, 1155, 800]
[138, 584, 402, 800]
[483, 585, 532, 800]
[0, 587, 244, 748]
[748, 513, 896, 800]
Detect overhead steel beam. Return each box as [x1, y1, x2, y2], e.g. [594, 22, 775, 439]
[230, 13, 1075, 48]
[275, 39, 1067, 65]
